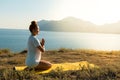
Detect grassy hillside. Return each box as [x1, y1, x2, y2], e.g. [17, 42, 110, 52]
[0, 48, 120, 80]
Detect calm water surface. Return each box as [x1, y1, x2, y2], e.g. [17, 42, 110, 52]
[0, 29, 120, 52]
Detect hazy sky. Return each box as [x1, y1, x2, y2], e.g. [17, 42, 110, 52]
[0, 0, 120, 29]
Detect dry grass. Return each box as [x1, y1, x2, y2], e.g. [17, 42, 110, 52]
[0, 48, 120, 80]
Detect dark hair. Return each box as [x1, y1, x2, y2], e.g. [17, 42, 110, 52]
[29, 21, 38, 33]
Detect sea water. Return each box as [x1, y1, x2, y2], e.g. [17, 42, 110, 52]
[0, 29, 120, 52]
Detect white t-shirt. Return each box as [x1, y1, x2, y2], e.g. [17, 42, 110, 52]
[25, 35, 42, 67]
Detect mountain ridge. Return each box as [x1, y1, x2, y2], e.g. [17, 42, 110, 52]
[37, 17, 120, 34]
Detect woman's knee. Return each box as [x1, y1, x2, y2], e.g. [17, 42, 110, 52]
[38, 60, 52, 70]
[43, 61, 52, 69]
[47, 62, 52, 69]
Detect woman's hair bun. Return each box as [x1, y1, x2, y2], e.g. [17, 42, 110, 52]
[29, 21, 38, 33]
[31, 21, 36, 25]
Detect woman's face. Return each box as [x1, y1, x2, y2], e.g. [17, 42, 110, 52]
[32, 26, 39, 35]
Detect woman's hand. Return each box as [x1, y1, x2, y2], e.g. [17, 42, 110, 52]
[40, 38, 45, 46]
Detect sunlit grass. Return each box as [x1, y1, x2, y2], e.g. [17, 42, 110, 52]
[0, 66, 118, 80]
[0, 48, 120, 80]
[0, 49, 10, 54]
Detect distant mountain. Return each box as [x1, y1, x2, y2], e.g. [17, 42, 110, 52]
[98, 22, 120, 34]
[37, 17, 120, 34]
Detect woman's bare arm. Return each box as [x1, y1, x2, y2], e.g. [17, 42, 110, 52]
[37, 46, 45, 52]
[37, 38, 45, 52]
